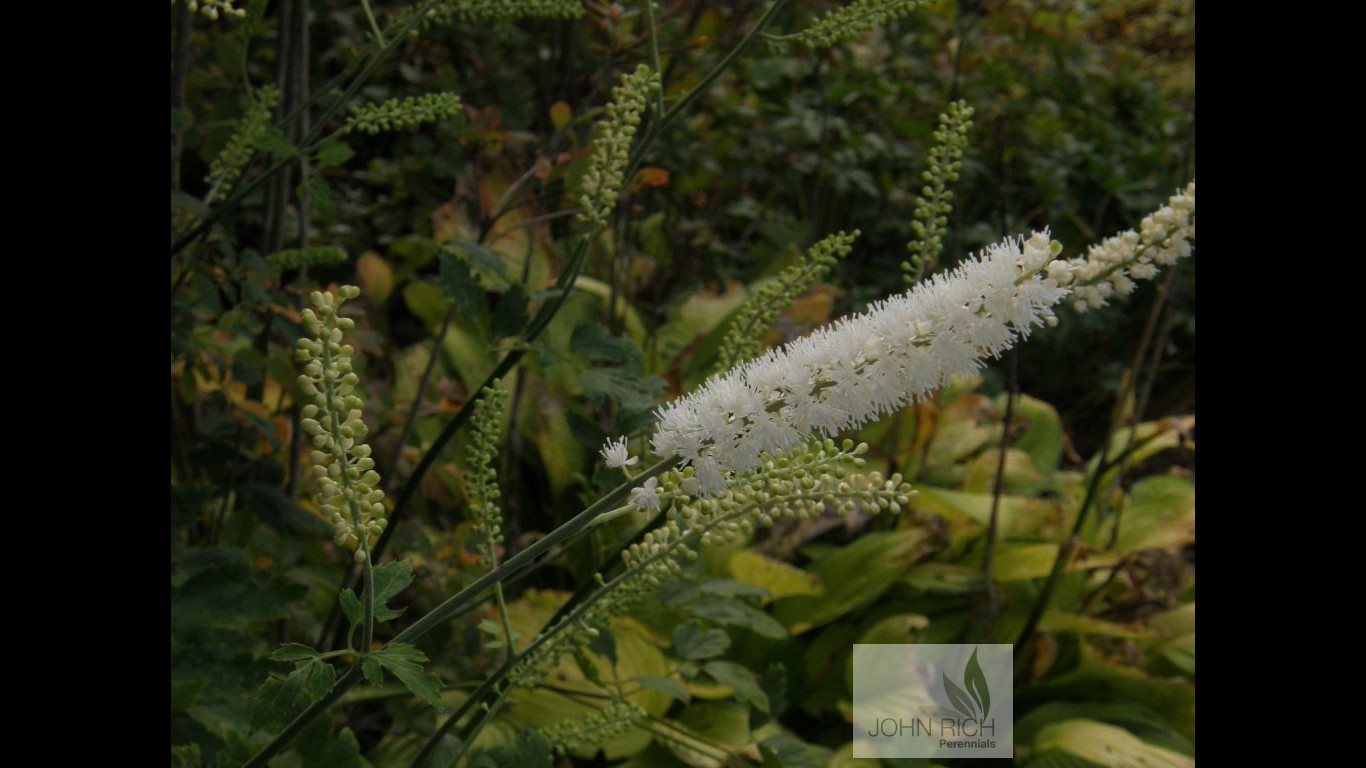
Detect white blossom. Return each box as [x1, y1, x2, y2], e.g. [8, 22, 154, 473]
[651, 231, 1069, 488]
[629, 477, 660, 510]
[1061, 181, 1195, 312]
[598, 436, 638, 470]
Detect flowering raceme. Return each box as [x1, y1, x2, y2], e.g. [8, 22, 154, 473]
[645, 181, 1195, 494]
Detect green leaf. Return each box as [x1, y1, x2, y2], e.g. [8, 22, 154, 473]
[635, 675, 691, 704]
[252, 128, 298, 158]
[361, 656, 383, 686]
[1032, 719, 1195, 768]
[371, 559, 415, 622]
[270, 643, 321, 665]
[758, 734, 826, 768]
[772, 529, 933, 635]
[448, 240, 511, 287]
[684, 594, 788, 639]
[439, 251, 485, 320]
[170, 107, 193, 133]
[942, 673, 977, 720]
[570, 323, 636, 365]
[315, 140, 355, 167]
[491, 284, 528, 339]
[704, 660, 770, 713]
[250, 660, 336, 733]
[672, 621, 730, 660]
[372, 643, 444, 708]
[170, 744, 201, 768]
[728, 550, 821, 602]
[339, 588, 362, 629]
[964, 648, 991, 720]
[297, 176, 334, 219]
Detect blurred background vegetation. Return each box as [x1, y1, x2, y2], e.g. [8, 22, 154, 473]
[172, 1, 1194, 765]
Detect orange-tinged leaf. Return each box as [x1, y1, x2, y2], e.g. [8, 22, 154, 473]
[357, 251, 394, 305]
[632, 166, 671, 189]
[549, 100, 572, 130]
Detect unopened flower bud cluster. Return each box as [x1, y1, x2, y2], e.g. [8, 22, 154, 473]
[179, 0, 247, 21]
[903, 100, 974, 284]
[403, 0, 584, 33]
[577, 65, 659, 229]
[511, 439, 912, 689]
[1057, 181, 1196, 312]
[205, 85, 279, 203]
[344, 93, 463, 136]
[718, 230, 860, 369]
[466, 384, 509, 568]
[786, 0, 930, 48]
[541, 698, 647, 755]
[295, 286, 386, 562]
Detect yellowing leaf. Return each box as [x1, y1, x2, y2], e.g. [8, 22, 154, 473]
[356, 251, 394, 305]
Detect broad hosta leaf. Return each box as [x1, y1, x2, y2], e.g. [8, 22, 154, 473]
[773, 529, 933, 635]
[658, 702, 752, 768]
[1032, 719, 1195, 768]
[1111, 475, 1195, 552]
[727, 550, 822, 602]
[371, 644, 443, 708]
[1001, 393, 1065, 477]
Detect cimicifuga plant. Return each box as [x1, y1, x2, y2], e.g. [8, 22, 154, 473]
[578, 64, 661, 229]
[773, 0, 932, 49]
[903, 100, 974, 284]
[343, 92, 463, 136]
[204, 84, 278, 204]
[717, 230, 861, 370]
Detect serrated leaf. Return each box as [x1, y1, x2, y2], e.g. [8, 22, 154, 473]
[439, 251, 485, 319]
[449, 240, 512, 287]
[252, 128, 298, 158]
[672, 622, 730, 660]
[703, 661, 769, 713]
[339, 588, 362, 628]
[684, 595, 787, 639]
[372, 643, 443, 708]
[361, 656, 383, 686]
[491, 284, 528, 339]
[297, 176, 334, 219]
[570, 323, 636, 365]
[371, 559, 414, 622]
[964, 648, 991, 720]
[270, 643, 321, 664]
[315, 140, 355, 167]
[250, 660, 336, 733]
[942, 673, 977, 720]
[636, 675, 690, 704]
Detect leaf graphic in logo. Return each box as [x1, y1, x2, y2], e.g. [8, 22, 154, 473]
[942, 672, 978, 720]
[963, 648, 991, 721]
